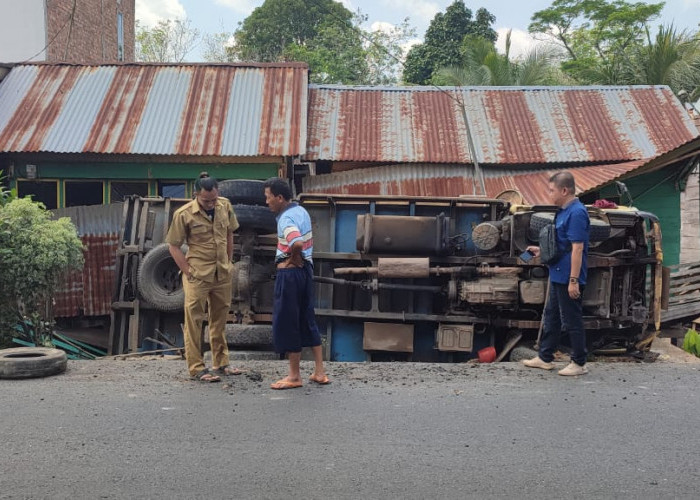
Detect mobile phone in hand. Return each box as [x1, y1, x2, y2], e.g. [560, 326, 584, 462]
[519, 249, 535, 262]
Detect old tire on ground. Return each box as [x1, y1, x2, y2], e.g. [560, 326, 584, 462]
[218, 179, 266, 206]
[137, 243, 186, 312]
[233, 204, 277, 234]
[0, 347, 67, 379]
[509, 344, 539, 362]
[528, 212, 611, 242]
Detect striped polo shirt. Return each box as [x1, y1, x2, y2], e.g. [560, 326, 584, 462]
[275, 202, 313, 263]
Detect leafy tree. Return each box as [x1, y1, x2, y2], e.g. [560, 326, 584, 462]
[528, 0, 664, 84]
[233, 0, 355, 62]
[283, 18, 369, 84]
[625, 25, 700, 99]
[0, 198, 84, 347]
[434, 32, 567, 86]
[403, 1, 497, 84]
[135, 19, 201, 62]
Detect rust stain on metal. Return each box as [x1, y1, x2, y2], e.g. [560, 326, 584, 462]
[484, 91, 544, 164]
[563, 91, 627, 161]
[86, 66, 156, 153]
[0, 66, 79, 151]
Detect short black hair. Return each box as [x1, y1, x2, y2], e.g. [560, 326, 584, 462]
[549, 171, 576, 193]
[194, 171, 218, 192]
[263, 177, 292, 201]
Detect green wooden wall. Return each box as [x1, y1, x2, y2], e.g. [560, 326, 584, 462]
[598, 168, 680, 265]
[9, 160, 279, 207]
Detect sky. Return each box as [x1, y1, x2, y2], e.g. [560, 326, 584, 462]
[135, 0, 700, 61]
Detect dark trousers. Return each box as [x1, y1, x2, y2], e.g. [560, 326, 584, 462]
[272, 261, 321, 354]
[539, 282, 587, 366]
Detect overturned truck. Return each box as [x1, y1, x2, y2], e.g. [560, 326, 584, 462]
[111, 185, 664, 362]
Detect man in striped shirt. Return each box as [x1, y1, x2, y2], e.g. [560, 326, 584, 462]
[263, 178, 330, 390]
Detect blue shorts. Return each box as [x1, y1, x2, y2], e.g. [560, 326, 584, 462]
[272, 261, 321, 353]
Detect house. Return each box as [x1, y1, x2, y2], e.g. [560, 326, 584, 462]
[0, 0, 135, 64]
[0, 61, 309, 323]
[0, 62, 308, 208]
[302, 84, 700, 265]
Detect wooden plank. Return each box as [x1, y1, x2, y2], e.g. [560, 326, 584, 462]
[667, 273, 700, 287]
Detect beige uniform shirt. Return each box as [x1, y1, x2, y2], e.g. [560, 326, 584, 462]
[166, 197, 239, 283]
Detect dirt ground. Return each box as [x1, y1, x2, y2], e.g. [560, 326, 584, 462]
[56, 336, 697, 395]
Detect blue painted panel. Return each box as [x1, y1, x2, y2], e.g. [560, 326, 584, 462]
[331, 319, 367, 361]
[334, 206, 367, 252]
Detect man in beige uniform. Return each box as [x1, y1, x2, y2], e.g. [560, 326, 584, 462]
[166, 173, 239, 382]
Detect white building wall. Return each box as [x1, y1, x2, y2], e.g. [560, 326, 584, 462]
[0, 0, 46, 63]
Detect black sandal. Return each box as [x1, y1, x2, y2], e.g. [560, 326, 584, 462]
[193, 369, 221, 383]
[212, 366, 244, 376]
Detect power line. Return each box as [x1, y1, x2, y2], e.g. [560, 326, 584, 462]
[20, 0, 78, 63]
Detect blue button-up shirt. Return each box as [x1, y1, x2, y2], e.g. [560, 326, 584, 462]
[549, 199, 590, 285]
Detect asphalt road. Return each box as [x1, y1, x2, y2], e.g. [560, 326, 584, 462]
[1, 356, 699, 499]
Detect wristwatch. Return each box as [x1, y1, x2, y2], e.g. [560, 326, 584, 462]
[569, 277, 579, 284]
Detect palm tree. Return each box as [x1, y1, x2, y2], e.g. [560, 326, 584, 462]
[625, 24, 700, 100]
[433, 30, 567, 86]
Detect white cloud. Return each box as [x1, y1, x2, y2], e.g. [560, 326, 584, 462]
[135, 0, 186, 26]
[213, 0, 259, 15]
[495, 27, 540, 60]
[370, 21, 396, 34]
[382, 0, 440, 29]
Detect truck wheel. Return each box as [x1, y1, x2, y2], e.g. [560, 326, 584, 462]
[529, 212, 611, 242]
[233, 204, 277, 234]
[0, 347, 67, 379]
[137, 243, 186, 312]
[218, 180, 266, 206]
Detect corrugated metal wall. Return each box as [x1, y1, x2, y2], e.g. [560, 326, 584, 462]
[52, 203, 123, 317]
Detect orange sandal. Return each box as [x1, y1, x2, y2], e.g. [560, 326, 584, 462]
[309, 374, 331, 385]
[270, 378, 303, 390]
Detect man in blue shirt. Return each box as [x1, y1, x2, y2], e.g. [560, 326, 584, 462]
[263, 177, 330, 389]
[524, 171, 591, 376]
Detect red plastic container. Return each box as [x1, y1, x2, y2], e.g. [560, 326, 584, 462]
[478, 346, 497, 363]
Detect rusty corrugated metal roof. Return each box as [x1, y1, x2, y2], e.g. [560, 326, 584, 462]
[0, 62, 308, 157]
[52, 204, 123, 318]
[305, 85, 698, 164]
[301, 161, 646, 205]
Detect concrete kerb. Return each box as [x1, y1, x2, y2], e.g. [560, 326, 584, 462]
[650, 337, 700, 364]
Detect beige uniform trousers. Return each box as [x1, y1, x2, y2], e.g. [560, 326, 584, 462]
[182, 274, 232, 376]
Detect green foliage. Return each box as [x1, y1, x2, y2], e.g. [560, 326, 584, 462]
[0, 198, 84, 345]
[0, 170, 16, 206]
[283, 18, 369, 84]
[528, 0, 664, 84]
[682, 329, 700, 358]
[135, 19, 201, 62]
[624, 25, 700, 99]
[233, 0, 354, 62]
[433, 32, 567, 86]
[403, 1, 497, 84]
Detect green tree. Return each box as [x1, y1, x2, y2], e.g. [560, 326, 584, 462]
[233, 0, 355, 62]
[528, 0, 664, 84]
[625, 25, 700, 99]
[0, 198, 84, 347]
[403, 1, 497, 84]
[135, 19, 201, 62]
[434, 31, 566, 86]
[283, 18, 369, 84]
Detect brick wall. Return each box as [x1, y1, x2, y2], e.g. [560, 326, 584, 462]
[46, 0, 134, 63]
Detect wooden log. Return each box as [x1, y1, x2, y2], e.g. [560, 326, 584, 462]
[378, 258, 430, 278]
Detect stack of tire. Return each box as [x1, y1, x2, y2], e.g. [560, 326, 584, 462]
[217, 179, 276, 235]
[136, 179, 275, 313]
[528, 212, 611, 243]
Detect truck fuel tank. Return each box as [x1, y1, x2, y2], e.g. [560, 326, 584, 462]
[356, 213, 449, 255]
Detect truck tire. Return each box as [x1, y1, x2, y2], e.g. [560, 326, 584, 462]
[137, 243, 186, 312]
[218, 180, 266, 206]
[233, 204, 277, 234]
[529, 212, 611, 242]
[0, 347, 67, 379]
